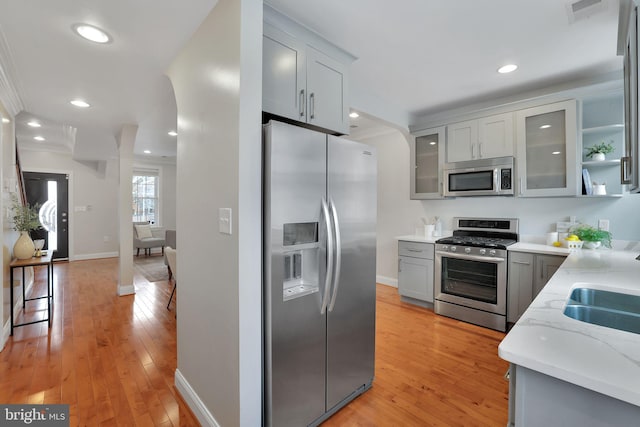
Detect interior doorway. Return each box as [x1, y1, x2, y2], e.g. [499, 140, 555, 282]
[23, 172, 69, 260]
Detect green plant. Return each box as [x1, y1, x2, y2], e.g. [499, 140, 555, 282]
[10, 195, 41, 232]
[569, 223, 612, 248]
[584, 141, 615, 159]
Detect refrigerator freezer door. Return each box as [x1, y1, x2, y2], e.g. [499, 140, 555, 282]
[326, 135, 377, 410]
[264, 121, 328, 426]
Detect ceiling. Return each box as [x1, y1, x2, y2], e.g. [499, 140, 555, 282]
[0, 0, 623, 162]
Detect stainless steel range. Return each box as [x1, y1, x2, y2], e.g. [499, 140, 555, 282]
[434, 217, 518, 332]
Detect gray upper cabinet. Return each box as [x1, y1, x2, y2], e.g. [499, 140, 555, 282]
[515, 100, 578, 197]
[263, 20, 350, 134]
[411, 126, 445, 199]
[306, 47, 348, 134]
[263, 24, 306, 122]
[446, 112, 514, 162]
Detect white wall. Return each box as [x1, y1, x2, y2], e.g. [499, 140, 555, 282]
[357, 129, 640, 283]
[167, 0, 262, 425]
[19, 150, 177, 259]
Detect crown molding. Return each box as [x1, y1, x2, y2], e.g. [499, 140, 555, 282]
[0, 25, 24, 116]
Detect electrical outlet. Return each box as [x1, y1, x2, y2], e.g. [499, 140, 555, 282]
[598, 219, 610, 231]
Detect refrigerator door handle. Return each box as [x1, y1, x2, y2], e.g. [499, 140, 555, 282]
[328, 198, 342, 312]
[320, 197, 334, 314]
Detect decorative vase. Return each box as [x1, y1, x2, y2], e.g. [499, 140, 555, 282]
[13, 231, 35, 260]
[592, 152, 606, 161]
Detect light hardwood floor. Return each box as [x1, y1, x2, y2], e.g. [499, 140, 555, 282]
[1, 258, 508, 426]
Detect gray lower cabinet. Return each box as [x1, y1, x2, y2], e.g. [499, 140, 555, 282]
[507, 252, 566, 323]
[398, 241, 434, 302]
[509, 364, 640, 427]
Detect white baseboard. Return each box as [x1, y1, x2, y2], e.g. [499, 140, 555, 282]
[73, 251, 118, 261]
[175, 369, 220, 427]
[377, 275, 398, 288]
[117, 284, 135, 296]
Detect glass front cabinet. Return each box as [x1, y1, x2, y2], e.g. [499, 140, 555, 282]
[515, 100, 578, 197]
[411, 126, 446, 199]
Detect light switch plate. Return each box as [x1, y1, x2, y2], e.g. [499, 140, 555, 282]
[219, 208, 232, 235]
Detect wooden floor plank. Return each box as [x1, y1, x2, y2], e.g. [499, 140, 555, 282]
[323, 284, 509, 426]
[0, 258, 200, 426]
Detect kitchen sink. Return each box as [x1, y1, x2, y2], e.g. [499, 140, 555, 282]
[567, 288, 640, 315]
[563, 288, 640, 335]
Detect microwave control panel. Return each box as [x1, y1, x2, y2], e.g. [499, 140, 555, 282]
[501, 169, 512, 190]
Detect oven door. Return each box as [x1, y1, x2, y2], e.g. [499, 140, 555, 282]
[434, 251, 506, 315]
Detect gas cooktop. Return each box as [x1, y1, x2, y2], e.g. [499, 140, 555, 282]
[436, 217, 519, 250]
[435, 235, 517, 250]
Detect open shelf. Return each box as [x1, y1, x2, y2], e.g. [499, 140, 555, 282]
[577, 194, 624, 198]
[581, 159, 621, 167]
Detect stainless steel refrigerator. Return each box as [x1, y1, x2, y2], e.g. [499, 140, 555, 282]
[263, 120, 377, 426]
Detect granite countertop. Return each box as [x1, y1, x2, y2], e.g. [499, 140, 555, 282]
[396, 234, 445, 244]
[508, 242, 571, 256]
[499, 249, 640, 407]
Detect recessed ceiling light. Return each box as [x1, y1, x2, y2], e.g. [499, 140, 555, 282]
[168, 131, 178, 136]
[540, 124, 551, 129]
[552, 151, 561, 155]
[27, 121, 41, 128]
[70, 99, 90, 108]
[497, 64, 518, 74]
[72, 23, 111, 44]
[143, 150, 151, 154]
[2, 117, 9, 123]
[349, 112, 360, 118]
[34, 136, 45, 141]
[429, 141, 436, 146]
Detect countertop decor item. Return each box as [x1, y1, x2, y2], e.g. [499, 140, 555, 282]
[584, 140, 614, 161]
[10, 195, 42, 259]
[569, 223, 612, 249]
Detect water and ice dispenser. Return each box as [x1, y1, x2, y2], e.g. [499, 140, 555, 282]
[282, 222, 320, 301]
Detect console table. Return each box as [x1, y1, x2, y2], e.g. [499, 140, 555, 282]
[9, 252, 54, 335]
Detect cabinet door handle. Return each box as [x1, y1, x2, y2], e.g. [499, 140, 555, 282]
[621, 156, 632, 184]
[512, 260, 531, 266]
[407, 248, 422, 253]
[479, 142, 484, 158]
[519, 177, 524, 196]
[309, 92, 315, 119]
[398, 259, 402, 272]
[299, 89, 305, 117]
[471, 143, 476, 159]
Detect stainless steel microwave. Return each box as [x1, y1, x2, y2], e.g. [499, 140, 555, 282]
[443, 156, 514, 197]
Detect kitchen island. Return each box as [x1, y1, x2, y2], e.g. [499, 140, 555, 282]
[499, 248, 640, 426]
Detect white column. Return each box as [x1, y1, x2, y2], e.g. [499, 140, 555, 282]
[116, 124, 137, 296]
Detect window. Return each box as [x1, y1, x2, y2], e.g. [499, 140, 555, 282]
[132, 170, 159, 224]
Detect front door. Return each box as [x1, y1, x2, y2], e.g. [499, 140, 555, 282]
[23, 172, 69, 260]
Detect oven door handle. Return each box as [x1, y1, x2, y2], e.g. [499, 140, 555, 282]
[436, 251, 505, 263]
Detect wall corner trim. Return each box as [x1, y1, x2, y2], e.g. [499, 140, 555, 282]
[117, 284, 135, 296]
[1, 320, 9, 352]
[174, 369, 221, 427]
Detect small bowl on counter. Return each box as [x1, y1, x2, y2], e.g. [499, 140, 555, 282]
[561, 239, 583, 250]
